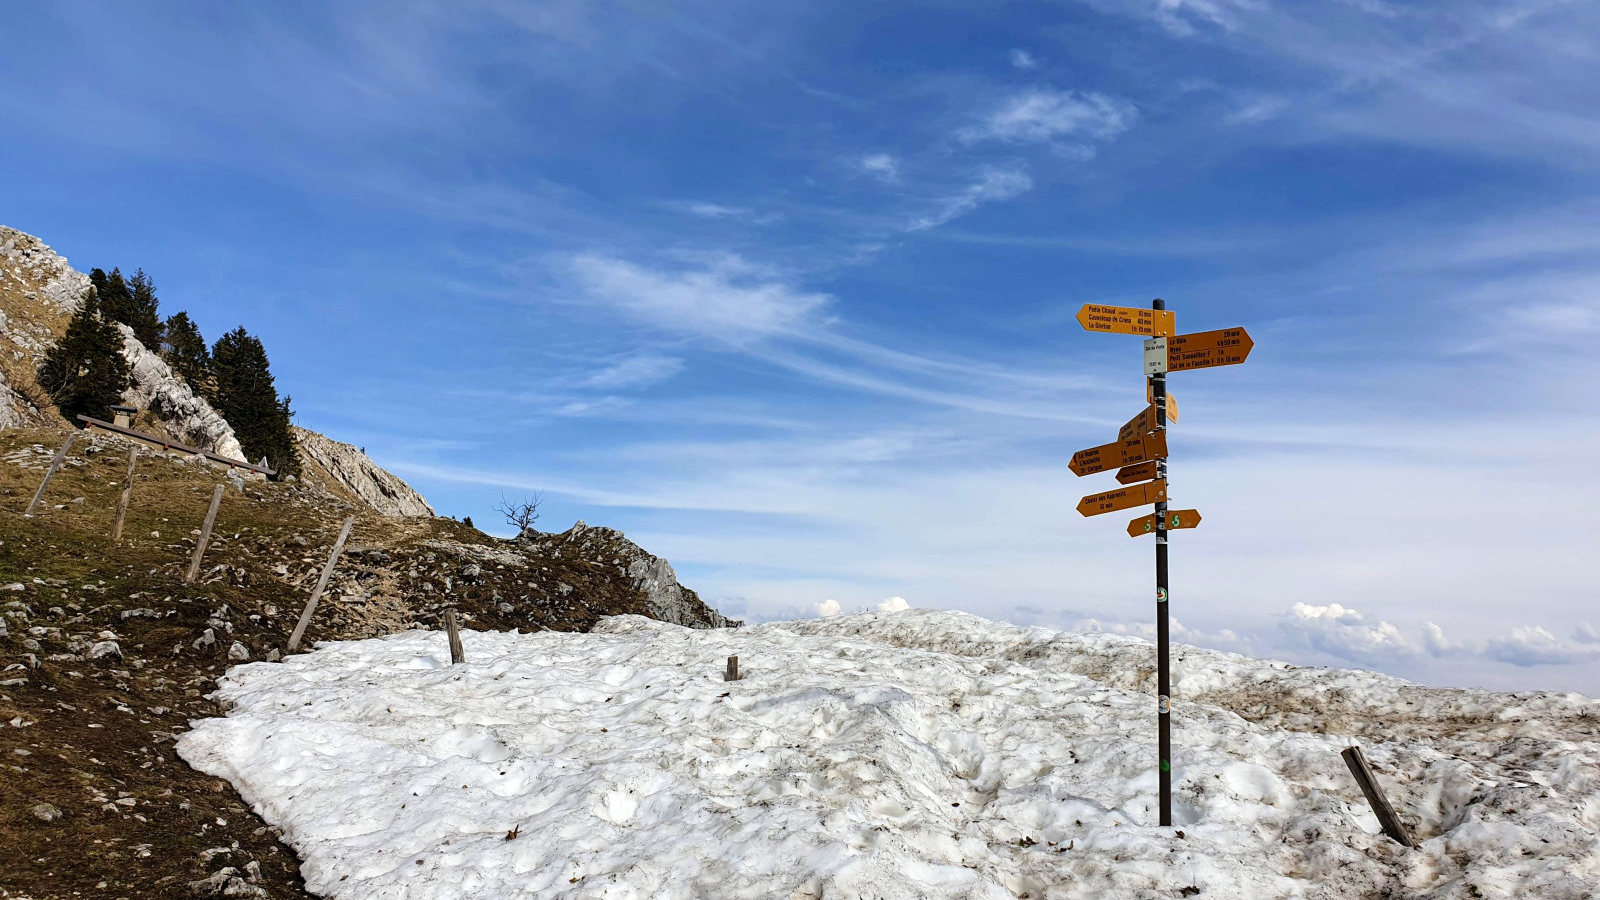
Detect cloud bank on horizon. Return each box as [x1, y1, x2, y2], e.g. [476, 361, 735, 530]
[3, 0, 1598, 693]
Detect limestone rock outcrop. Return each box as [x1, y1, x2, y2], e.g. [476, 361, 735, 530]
[0, 226, 248, 460]
[0, 227, 91, 427]
[523, 521, 737, 629]
[115, 323, 248, 461]
[292, 426, 435, 517]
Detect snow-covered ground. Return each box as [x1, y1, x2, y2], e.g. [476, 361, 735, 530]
[179, 610, 1600, 899]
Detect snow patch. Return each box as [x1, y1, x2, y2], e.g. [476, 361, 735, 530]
[179, 610, 1600, 899]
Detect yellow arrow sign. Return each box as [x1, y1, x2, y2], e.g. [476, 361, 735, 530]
[1077, 304, 1175, 337]
[1118, 405, 1161, 441]
[1145, 386, 1179, 422]
[1079, 479, 1167, 517]
[1069, 430, 1168, 477]
[1115, 460, 1159, 484]
[1127, 508, 1202, 537]
[1167, 327, 1253, 372]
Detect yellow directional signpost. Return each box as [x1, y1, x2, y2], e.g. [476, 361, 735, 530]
[1076, 304, 1176, 337]
[1118, 405, 1160, 441]
[1146, 385, 1178, 421]
[1069, 430, 1168, 477]
[1128, 508, 1201, 537]
[1115, 460, 1159, 485]
[1076, 479, 1167, 516]
[1073, 300, 1253, 828]
[1166, 327, 1253, 372]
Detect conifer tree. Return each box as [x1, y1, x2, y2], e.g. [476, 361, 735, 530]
[90, 267, 134, 328]
[211, 327, 299, 477]
[37, 290, 131, 424]
[125, 268, 164, 349]
[161, 311, 212, 394]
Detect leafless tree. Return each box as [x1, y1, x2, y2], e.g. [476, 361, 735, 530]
[495, 491, 543, 533]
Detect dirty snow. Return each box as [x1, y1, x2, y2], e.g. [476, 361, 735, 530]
[178, 610, 1600, 899]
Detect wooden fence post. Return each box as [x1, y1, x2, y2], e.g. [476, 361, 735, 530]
[444, 609, 465, 664]
[1341, 745, 1414, 848]
[285, 516, 355, 653]
[111, 447, 138, 542]
[23, 431, 77, 516]
[184, 485, 225, 584]
[725, 655, 740, 681]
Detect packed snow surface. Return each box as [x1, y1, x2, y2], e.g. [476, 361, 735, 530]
[179, 610, 1600, 899]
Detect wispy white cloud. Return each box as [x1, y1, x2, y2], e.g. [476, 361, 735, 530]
[860, 153, 900, 183]
[582, 353, 685, 390]
[1009, 48, 1040, 70]
[555, 396, 634, 417]
[1484, 626, 1600, 668]
[907, 165, 1034, 232]
[565, 254, 831, 344]
[961, 88, 1135, 146]
[672, 202, 782, 225]
[684, 202, 748, 219]
[1224, 95, 1290, 125]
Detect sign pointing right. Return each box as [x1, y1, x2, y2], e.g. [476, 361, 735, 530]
[1128, 508, 1202, 537]
[1167, 327, 1253, 372]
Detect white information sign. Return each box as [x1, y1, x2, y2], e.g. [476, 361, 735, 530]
[1144, 336, 1168, 375]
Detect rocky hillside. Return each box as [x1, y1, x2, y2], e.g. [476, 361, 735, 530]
[0, 423, 734, 899]
[0, 228, 89, 428]
[0, 226, 243, 458]
[291, 426, 434, 517]
[2, 224, 432, 522]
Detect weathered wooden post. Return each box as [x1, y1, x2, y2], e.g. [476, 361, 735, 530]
[1341, 745, 1414, 848]
[444, 608, 465, 664]
[111, 447, 138, 542]
[724, 655, 740, 681]
[285, 516, 355, 653]
[184, 485, 225, 583]
[23, 431, 77, 516]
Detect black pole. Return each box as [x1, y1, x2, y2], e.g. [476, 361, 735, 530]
[1151, 297, 1172, 827]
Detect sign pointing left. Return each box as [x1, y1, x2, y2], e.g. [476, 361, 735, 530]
[1077, 304, 1176, 337]
[1078, 479, 1167, 517]
[1069, 430, 1168, 477]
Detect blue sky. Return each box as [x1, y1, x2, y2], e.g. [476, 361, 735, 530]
[5, 0, 1600, 693]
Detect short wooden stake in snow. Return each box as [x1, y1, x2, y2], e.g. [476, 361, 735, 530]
[23, 431, 76, 517]
[1341, 745, 1414, 848]
[285, 516, 355, 654]
[110, 447, 138, 542]
[444, 608, 465, 664]
[184, 484, 225, 584]
[724, 655, 741, 681]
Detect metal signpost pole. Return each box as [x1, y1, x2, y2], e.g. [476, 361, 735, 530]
[1074, 298, 1251, 827]
[1151, 298, 1172, 827]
